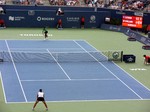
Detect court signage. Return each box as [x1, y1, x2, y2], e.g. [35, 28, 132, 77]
[1, 6, 109, 28]
[124, 29, 150, 45]
[37, 16, 55, 21]
[112, 52, 120, 59]
[89, 15, 96, 23]
[66, 17, 80, 22]
[134, 11, 143, 17]
[28, 10, 35, 16]
[109, 26, 121, 32]
[130, 68, 147, 71]
[9, 16, 25, 21]
[19, 33, 53, 37]
[101, 24, 150, 45]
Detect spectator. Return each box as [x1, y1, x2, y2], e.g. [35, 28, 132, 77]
[108, 0, 149, 11]
[0, 0, 5, 4]
[143, 55, 150, 65]
[145, 24, 150, 34]
[49, 0, 55, 5]
[35, 0, 44, 5]
[145, 5, 150, 12]
[23, 0, 30, 5]
[57, 19, 63, 29]
[0, 19, 6, 28]
[96, 0, 104, 8]
[0, 7, 5, 14]
[56, 8, 64, 16]
[66, 0, 79, 6]
[80, 16, 85, 28]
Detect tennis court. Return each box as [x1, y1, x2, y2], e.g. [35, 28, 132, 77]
[0, 40, 150, 103]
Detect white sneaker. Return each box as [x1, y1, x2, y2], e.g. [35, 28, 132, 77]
[46, 108, 48, 111]
[32, 108, 34, 111]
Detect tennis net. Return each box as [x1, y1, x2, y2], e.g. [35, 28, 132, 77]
[0, 50, 123, 63]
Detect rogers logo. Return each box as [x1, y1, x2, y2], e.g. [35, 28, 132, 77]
[37, 17, 55, 21]
[37, 17, 42, 21]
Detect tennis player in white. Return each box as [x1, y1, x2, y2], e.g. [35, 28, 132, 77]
[32, 89, 48, 111]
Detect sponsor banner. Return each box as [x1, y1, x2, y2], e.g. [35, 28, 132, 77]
[66, 17, 80, 22]
[124, 29, 150, 45]
[3, 9, 109, 28]
[101, 24, 122, 32]
[89, 15, 96, 23]
[28, 10, 35, 16]
[134, 11, 143, 17]
[101, 24, 150, 45]
[9, 16, 25, 21]
[36, 16, 55, 21]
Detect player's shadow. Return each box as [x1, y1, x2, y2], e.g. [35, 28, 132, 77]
[33, 109, 48, 112]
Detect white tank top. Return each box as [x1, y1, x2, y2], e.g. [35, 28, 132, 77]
[38, 92, 44, 97]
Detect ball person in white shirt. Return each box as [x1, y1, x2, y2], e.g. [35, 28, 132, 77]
[32, 89, 48, 111]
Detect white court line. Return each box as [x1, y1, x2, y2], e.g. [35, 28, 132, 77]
[20, 78, 117, 82]
[6, 98, 150, 104]
[46, 49, 71, 80]
[5, 40, 28, 102]
[0, 71, 7, 103]
[9, 47, 82, 51]
[84, 40, 150, 92]
[4, 39, 84, 41]
[73, 40, 143, 99]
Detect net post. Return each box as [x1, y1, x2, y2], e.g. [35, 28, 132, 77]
[0, 51, 4, 62]
[0, 59, 3, 62]
[120, 51, 123, 62]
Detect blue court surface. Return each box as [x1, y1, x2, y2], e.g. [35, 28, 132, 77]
[0, 40, 150, 103]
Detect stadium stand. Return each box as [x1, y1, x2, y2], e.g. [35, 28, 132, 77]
[0, 0, 6, 4]
[1, 0, 150, 10]
[109, 0, 150, 11]
[0, 0, 150, 28]
[144, 4, 150, 12]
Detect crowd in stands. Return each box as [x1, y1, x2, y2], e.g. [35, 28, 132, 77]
[84, 0, 150, 11]
[48, 0, 81, 6]
[0, 0, 6, 4]
[144, 4, 150, 12]
[0, 0, 150, 12]
[109, 0, 150, 11]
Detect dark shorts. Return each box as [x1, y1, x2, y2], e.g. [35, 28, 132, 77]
[45, 31, 48, 33]
[148, 58, 150, 63]
[37, 97, 45, 101]
[81, 21, 84, 25]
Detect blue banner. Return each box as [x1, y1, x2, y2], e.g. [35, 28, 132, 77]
[1, 8, 110, 28]
[101, 24, 150, 45]
[124, 29, 150, 46]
